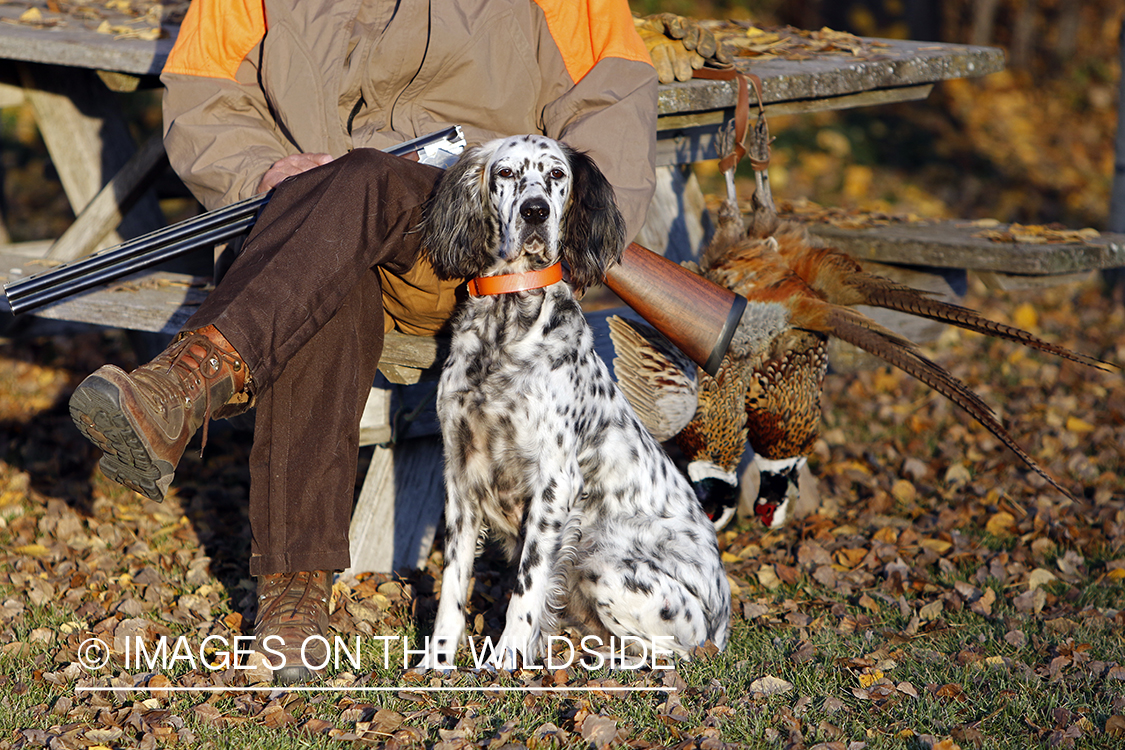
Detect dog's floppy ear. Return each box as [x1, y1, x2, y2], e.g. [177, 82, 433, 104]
[422, 144, 496, 279]
[560, 147, 626, 293]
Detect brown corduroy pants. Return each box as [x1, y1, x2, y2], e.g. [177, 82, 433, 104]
[182, 149, 444, 576]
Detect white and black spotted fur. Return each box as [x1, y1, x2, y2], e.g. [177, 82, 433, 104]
[417, 135, 731, 670]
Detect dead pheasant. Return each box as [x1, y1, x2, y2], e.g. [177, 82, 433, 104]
[611, 189, 1116, 530]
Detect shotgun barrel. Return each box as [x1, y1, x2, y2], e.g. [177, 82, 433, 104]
[5, 198, 264, 314]
[604, 243, 746, 378]
[3, 126, 467, 316]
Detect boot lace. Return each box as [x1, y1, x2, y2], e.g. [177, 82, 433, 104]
[256, 571, 330, 644]
[164, 332, 245, 452]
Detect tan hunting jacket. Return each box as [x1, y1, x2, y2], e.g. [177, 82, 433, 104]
[161, 0, 658, 334]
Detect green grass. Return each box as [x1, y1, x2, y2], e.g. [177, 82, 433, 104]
[2, 558, 1122, 749]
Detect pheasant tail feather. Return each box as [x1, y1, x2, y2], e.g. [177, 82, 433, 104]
[826, 307, 1075, 499]
[784, 240, 1115, 372]
[859, 285, 1116, 372]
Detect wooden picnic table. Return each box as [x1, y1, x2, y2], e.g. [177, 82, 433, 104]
[7, 9, 1108, 574]
[0, 14, 1017, 327]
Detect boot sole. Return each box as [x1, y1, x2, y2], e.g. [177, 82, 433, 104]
[69, 368, 174, 502]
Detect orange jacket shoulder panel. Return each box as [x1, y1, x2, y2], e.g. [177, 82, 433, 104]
[532, 0, 652, 83]
[163, 0, 267, 80]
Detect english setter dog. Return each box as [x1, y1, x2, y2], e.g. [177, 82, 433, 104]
[417, 134, 731, 671]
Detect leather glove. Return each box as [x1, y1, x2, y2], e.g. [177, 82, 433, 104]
[634, 13, 730, 84]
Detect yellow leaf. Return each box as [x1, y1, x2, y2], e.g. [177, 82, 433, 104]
[757, 565, 782, 590]
[721, 551, 741, 564]
[1107, 568, 1125, 580]
[1065, 416, 1096, 433]
[13, 544, 48, 556]
[891, 479, 916, 503]
[858, 670, 884, 687]
[932, 740, 962, 750]
[18, 7, 42, 21]
[835, 547, 867, 569]
[985, 512, 1016, 537]
[873, 368, 900, 392]
[920, 537, 953, 554]
[1012, 302, 1038, 330]
[843, 164, 873, 201]
[873, 527, 899, 544]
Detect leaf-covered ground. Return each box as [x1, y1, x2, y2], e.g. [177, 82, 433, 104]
[0, 273, 1121, 749]
[0, 3, 1123, 747]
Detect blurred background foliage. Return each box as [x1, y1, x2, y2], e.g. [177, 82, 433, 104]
[643, 0, 1123, 231]
[0, 0, 1121, 244]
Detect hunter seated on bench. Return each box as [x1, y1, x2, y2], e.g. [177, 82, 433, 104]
[65, 0, 732, 686]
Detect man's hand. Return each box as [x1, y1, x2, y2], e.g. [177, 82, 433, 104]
[256, 153, 335, 193]
[634, 13, 731, 84]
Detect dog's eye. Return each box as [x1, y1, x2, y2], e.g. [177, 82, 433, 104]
[549, 168, 565, 180]
[497, 167, 514, 178]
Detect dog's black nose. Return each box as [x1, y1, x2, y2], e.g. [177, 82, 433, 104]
[520, 198, 550, 224]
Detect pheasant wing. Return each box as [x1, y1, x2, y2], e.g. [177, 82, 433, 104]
[608, 314, 699, 442]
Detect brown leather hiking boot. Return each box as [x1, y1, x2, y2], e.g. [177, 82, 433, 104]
[253, 570, 331, 684]
[68, 324, 250, 502]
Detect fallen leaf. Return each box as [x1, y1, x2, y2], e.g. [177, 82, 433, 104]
[1028, 568, 1057, 590]
[985, 512, 1016, 537]
[920, 537, 953, 554]
[749, 675, 795, 695]
[757, 564, 782, 590]
[857, 670, 884, 687]
[919, 599, 944, 621]
[970, 587, 996, 617]
[1065, 416, 1095, 433]
[580, 715, 618, 749]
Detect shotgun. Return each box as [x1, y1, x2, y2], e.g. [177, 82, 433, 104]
[3, 126, 469, 316]
[4, 126, 747, 377]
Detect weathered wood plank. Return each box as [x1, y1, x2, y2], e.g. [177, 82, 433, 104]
[0, 5, 174, 77]
[6, 271, 207, 335]
[346, 436, 446, 575]
[806, 220, 1125, 274]
[2, 262, 449, 374]
[357, 388, 392, 447]
[656, 39, 1004, 117]
[0, 79, 23, 107]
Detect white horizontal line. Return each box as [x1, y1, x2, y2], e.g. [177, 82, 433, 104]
[77, 685, 673, 693]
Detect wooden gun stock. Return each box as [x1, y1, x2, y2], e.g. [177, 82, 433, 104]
[603, 242, 746, 378]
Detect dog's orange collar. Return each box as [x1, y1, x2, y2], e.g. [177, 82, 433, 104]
[466, 262, 563, 297]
